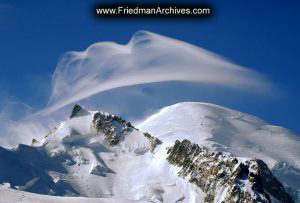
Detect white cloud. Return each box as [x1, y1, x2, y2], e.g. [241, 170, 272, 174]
[0, 100, 66, 148]
[0, 101, 34, 147]
[41, 30, 273, 115]
[0, 30, 276, 148]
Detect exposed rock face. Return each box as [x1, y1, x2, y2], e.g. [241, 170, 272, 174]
[31, 138, 40, 146]
[91, 110, 162, 153]
[256, 159, 294, 203]
[167, 140, 294, 203]
[92, 111, 132, 146]
[70, 104, 82, 118]
[143, 132, 162, 153]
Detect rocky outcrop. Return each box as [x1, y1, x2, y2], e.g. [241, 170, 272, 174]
[91, 111, 162, 153]
[143, 132, 162, 153]
[167, 140, 294, 203]
[70, 104, 82, 118]
[31, 138, 40, 146]
[256, 159, 294, 203]
[92, 111, 134, 146]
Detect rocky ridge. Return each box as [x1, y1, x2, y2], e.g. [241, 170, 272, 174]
[91, 110, 134, 146]
[167, 139, 294, 203]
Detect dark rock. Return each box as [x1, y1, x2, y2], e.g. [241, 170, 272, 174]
[31, 138, 40, 146]
[256, 160, 294, 203]
[70, 105, 82, 118]
[166, 139, 294, 203]
[91, 111, 139, 146]
[92, 112, 121, 146]
[143, 132, 162, 153]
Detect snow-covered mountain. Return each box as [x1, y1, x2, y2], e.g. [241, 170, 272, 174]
[0, 103, 299, 202]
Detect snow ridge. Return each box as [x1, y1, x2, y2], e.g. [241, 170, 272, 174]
[0, 103, 298, 203]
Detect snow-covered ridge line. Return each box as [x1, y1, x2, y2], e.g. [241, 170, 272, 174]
[1, 103, 299, 202]
[138, 102, 300, 201]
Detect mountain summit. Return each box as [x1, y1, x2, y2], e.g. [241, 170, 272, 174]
[0, 103, 298, 202]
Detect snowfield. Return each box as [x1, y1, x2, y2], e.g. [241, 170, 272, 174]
[138, 103, 300, 172]
[0, 186, 147, 203]
[0, 102, 299, 202]
[138, 102, 300, 201]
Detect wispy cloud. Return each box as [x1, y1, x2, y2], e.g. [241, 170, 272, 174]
[0, 30, 276, 147]
[0, 100, 34, 147]
[40, 30, 274, 115]
[0, 99, 66, 148]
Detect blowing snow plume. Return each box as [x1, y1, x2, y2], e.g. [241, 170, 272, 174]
[44, 30, 273, 115]
[0, 30, 276, 148]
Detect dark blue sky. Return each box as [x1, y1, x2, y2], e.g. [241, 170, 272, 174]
[0, 0, 300, 134]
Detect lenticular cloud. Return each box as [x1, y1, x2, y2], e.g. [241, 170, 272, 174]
[44, 30, 273, 115]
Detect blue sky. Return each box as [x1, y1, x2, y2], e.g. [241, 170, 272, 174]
[0, 0, 300, 135]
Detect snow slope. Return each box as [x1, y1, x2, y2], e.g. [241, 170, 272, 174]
[0, 102, 299, 202]
[0, 105, 194, 202]
[138, 102, 300, 200]
[0, 186, 147, 203]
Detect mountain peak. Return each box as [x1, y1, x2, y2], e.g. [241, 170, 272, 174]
[31, 138, 40, 146]
[91, 110, 134, 146]
[70, 104, 82, 118]
[69, 104, 91, 119]
[0, 103, 298, 202]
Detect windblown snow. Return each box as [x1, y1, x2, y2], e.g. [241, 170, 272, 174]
[0, 102, 299, 202]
